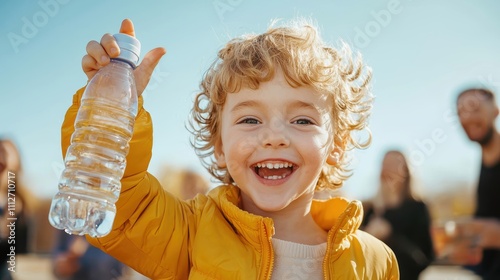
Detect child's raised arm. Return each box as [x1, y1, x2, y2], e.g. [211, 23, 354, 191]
[81, 19, 166, 95]
[60, 20, 197, 278]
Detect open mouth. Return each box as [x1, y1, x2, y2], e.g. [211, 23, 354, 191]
[251, 161, 297, 180]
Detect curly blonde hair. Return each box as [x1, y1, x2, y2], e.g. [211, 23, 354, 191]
[189, 19, 372, 190]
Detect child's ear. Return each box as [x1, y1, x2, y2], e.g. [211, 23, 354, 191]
[214, 139, 227, 168]
[326, 148, 341, 166]
[326, 138, 343, 166]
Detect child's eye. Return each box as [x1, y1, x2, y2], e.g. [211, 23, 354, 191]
[292, 118, 314, 125]
[237, 118, 260, 124]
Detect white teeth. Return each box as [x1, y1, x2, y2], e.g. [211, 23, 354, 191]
[256, 162, 293, 169]
[264, 175, 283, 180]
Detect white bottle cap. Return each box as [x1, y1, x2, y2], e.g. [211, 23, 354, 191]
[113, 33, 141, 67]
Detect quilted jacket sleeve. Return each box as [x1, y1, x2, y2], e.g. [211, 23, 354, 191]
[61, 87, 195, 279]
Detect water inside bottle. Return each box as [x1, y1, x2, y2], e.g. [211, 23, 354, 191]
[49, 192, 116, 237]
[49, 99, 135, 236]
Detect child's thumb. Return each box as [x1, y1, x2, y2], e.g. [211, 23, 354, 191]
[142, 47, 167, 70]
[136, 47, 167, 95]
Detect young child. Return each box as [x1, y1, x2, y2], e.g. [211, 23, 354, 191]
[64, 19, 399, 279]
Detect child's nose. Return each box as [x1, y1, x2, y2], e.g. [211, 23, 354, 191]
[260, 119, 290, 148]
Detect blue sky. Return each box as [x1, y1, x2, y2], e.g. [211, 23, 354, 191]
[2, 0, 500, 201]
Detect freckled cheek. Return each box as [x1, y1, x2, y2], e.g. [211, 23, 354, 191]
[222, 133, 259, 172]
[308, 133, 331, 152]
[296, 133, 332, 164]
[231, 134, 259, 155]
[221, 125, 257, 153]
[224, 137, 257, 179]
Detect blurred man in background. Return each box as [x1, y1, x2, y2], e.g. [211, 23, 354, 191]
[454, 88, 500, 279]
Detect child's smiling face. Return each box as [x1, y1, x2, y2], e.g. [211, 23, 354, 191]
[215, 71, 338, 214]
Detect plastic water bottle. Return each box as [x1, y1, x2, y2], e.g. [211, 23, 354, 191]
[49, 33, 140, 237]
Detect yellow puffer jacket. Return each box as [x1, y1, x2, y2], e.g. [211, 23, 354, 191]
[61, 88, 399, 280]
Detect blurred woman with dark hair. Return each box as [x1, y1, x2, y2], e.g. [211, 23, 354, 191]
[0, 139, 34, 280]
[362, 150, 435, 280]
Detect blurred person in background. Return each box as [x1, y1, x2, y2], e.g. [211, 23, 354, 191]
[362, 150, 435, 280]
[0, 139, 35, 280]
[160, 166, 211, 200]
[52, 231, 125, 280]
[451, 88, 500, 279]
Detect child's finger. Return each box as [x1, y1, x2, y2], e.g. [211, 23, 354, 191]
[86, 40, 110, 66]
[81, 54, 97, 68]
[99, 33, 120, 58]
[81, 54, 99, 74]
[119, 18, 135, 37]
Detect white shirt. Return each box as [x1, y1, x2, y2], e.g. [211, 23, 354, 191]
[271, 238, 327, 280]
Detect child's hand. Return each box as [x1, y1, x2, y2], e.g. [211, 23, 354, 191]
[82, 19, 166, 96]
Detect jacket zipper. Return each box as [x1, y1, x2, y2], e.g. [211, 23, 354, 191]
[323, 227, 334, 280]
[261, 219, 274, 280]
[322, 203, 355, 280]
